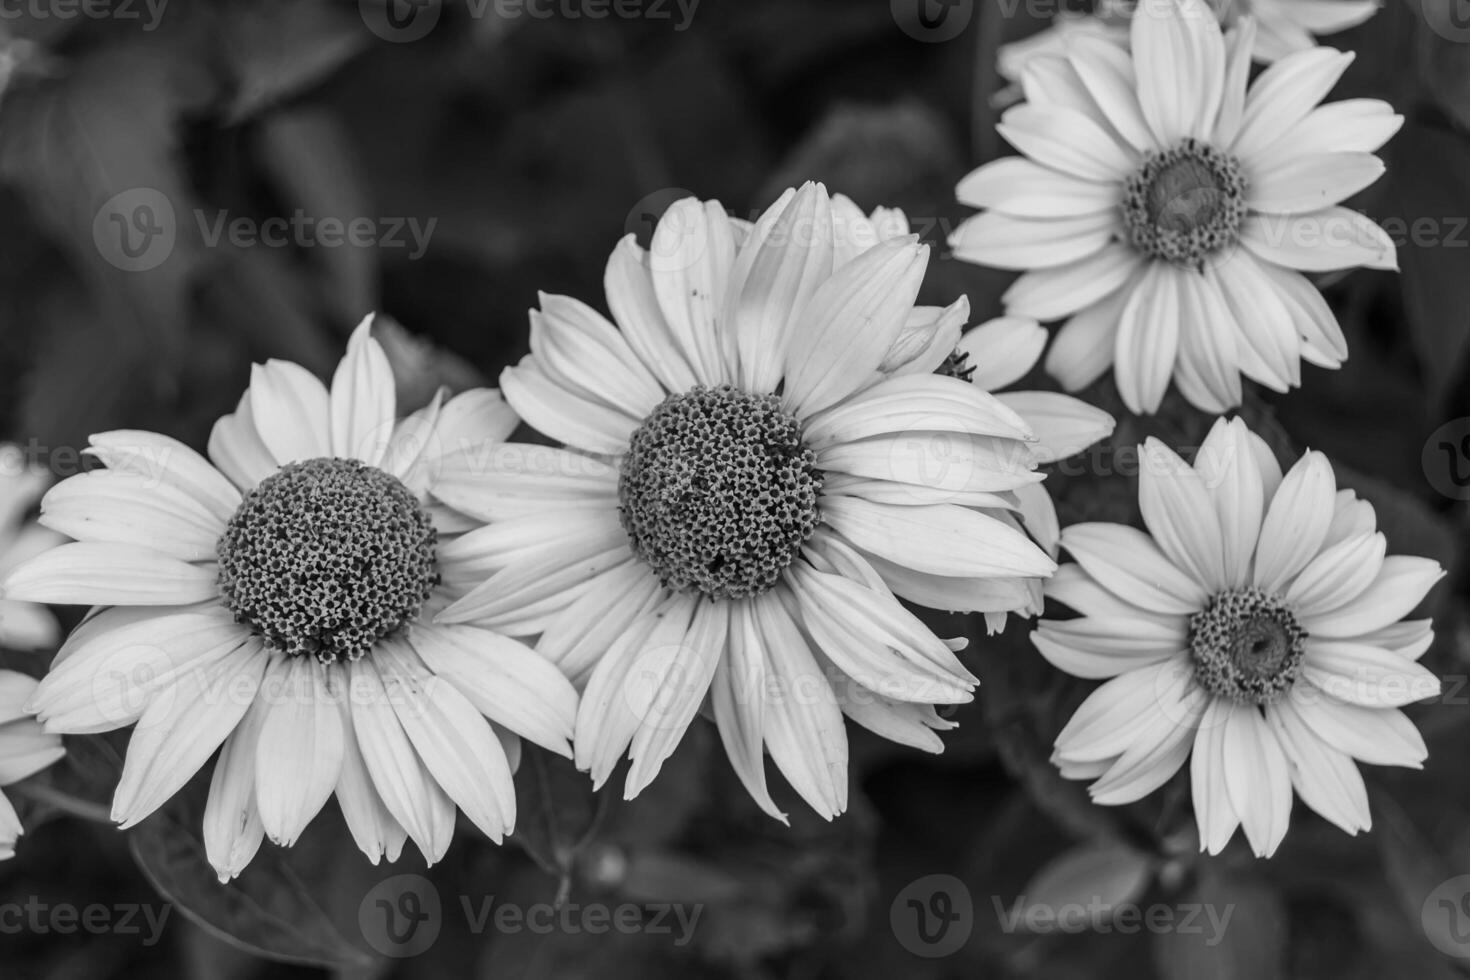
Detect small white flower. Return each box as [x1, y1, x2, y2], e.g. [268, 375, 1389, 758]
[0, 671, 64, 860]
[1038, 417, 1442, 857]
[955, 0, 1400, 414]
[998, 0, 1379, 82]
[4, 317, 578, 880]
[431, 184, 1112, 821]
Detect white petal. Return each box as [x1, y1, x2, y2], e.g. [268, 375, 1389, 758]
[112, 642, 269, 828]
[375, 638, 515, 842]
[1114, 263, 1181, 415]
[1287, 693, 1426, 768]
[1253, 451, 1336, 595]
[1043, 280, 1137, 391]
[88, 430, 241, 524]
[1138, 438, 1227, 591]
[1220, 702, 1292, 857]
[1130, 0, 1226, 145]
[1299, 640, 1440, 708]
[410, 623, 577, 756]
[202, 697, 269, 882]
[650, 198, 738, 385]
[1266, 698, 1369, 835]
[729, 184, 834, 392]
[1232, 48, 1355, 162]
[531, 292, 665, 419]
[824, 495, 1056, 580]
[1033, 617, 1186, 679]
[1298, 556, 1445, 638]
[604, 236, 699, 392]
[431, 443, 617, 524]
[783, 238, 928, 416]
[997, 391, 1114, 463]
[41, 470, 224, 562]
[710, 601, 785, 822]
[499, 361, 638, 457]
[949, 210, 1117, 271]
[957, 157, 1120, 218]
[334, 694, 407, 864]
[1058, 523, 1209, 615]
[803, 373, 1033, 449]
[207, 391, 277, 492]
[1192, 417, 1264, 588]
[248, 360, 331, 466]
[3, 542, 218, 606]
[997, 103, 1137, 181]
[253, 656, 345, 846]
[329, 315, 396, 465]
[1002, 244, 1144, 322]
[1191, 699, 1240, 854]
[958, 316, 1048, 391]
[1247, 152, 1384, 215]
[1284, 532, 1385, 615]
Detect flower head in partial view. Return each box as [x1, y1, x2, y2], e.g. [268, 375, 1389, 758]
[1037, 417, 1443, 857]
[3, 317, 578, 881]
[0, 671, 64, 859]
[955, 0, 1400, 415]
[430, 184, 1112, 821]
[0, 448, 64, 652]
[998, 0, 1380, 84]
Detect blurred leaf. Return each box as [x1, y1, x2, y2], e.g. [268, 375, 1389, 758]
[216, 0, 368, 123]
[511, 744, 607, 893]
[257, 108, 379, 326]
[1153, 864, 1286, 980]
[1017, 842, 1155, 932]
[129, 784, 372, 970]
[1383, 123, 1470, 410]
[1375, 790, 1462, 964]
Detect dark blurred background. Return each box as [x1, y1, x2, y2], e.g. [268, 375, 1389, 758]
[1, 0, 1470, 977]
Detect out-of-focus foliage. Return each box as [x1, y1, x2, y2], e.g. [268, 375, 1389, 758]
[0, 1, 1468, 978]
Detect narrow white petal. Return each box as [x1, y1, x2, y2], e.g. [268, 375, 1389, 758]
[1253, 451, 1336, 594]
[253, 656, 346, 846]
[1058, 523, 1208, 615]
[203, 697, 270, 882]
[957, 316, 1048, 391]
[1138, 438, 1227, 591]
[1220, 702, 1292, 857]
[329, 315, 396, 465]
[248, 360, 331, 466]
[3, 542, 218, 606]
[824, 495, 1056, 580]
[88, 430, 241, 524]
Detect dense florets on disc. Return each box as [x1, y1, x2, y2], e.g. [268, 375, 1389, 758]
[1189, 588, 1308, 704]
[618, 384, 823, 600]
[216, 457, 438, 663]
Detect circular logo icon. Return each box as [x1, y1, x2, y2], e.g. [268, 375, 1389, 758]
[359, 0, 443, 43]
[359, 873, 442, 958]
[1422, 417, 1470, 501]
[891, 0, 973, 43]
[1421, 0, 1470, 43]
[624, 186, 697, 248]
[93, 188, 175, 272]
[1422, 874, 1470, 959]
[890, 873, 973, 957]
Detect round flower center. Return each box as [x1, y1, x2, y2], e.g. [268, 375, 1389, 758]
[1188, 588, 1307, 704]
[618, 384, 823, 600]
[1121, 138, 1247, 269]
[216, 458, 438, 664]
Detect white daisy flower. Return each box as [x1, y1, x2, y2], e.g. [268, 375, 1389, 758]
[0, 447, 64, 652]
[1038, 417, 1442, 857]
[998, 0, 1379, 81]
[2, 317, 578, 881]
[954, 0, 1400, 415]
[0, 670, 64, 859]
[428, 184, 1113, 821]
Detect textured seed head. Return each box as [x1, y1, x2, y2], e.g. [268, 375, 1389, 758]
[1189, 588, 1307, 704]
[1122, 138, 1247, 270]
[618, 384, 823, 600]
[216, 457, 438, 663]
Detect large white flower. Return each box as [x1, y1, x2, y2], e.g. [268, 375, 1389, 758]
[429, 184, 1113, 821]
[1038, 417, 1442, 857]
[998, 0, 1379, 82]
[0, 671, 64, 859]
[2, 318, 578, 880]
[954, 0, 1400, 415]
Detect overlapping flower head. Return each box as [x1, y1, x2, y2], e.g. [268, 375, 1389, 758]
[429, 183, 1113, 820]
[999, 0, 1379, 82]
[1036, 417, 1442, 856]
[2, 318, 579, 881]
[954, 0, 1400, 414]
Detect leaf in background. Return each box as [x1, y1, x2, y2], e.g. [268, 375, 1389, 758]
[1383, 122, 1470, 411]
[1375, 790, 1470, 968]
[1153, 864, 1286, 980]
[257, 107, 380, 327]
[1016, 842, 1155, 932]
[129, 781, 373, 970]
[215, 0, 368, 123]
[511, 744, 606, 895]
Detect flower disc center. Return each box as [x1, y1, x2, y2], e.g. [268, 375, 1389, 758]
[618, 384, 823, 600]
[1122, 138, 1246, 269]
[1189, 588, 1307, 704]
[216, 457, 438, 663]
